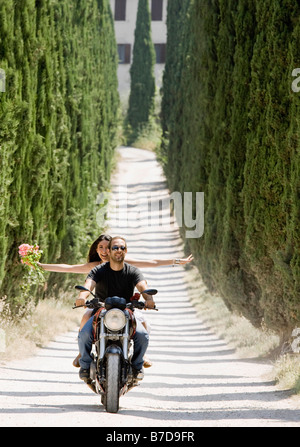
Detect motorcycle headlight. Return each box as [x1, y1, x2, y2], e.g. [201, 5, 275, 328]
[104, 308, 126, 331]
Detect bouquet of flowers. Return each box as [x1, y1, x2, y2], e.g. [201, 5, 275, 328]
[18, 243, 45, 285]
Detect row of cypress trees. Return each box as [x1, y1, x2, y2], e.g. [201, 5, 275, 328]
[160, 0, 300, 340]
[0, 0, 119, 308]
[126, 0, 156, 143]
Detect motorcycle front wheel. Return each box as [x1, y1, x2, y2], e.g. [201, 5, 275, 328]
[105, 353, 121, 413]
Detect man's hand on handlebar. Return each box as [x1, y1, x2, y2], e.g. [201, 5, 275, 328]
[144, 299, 156, 310]
[76, 298, 86, 307]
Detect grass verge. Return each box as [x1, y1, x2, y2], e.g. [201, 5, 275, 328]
[185, 266, 300, 395]
[0, 292, 84, 363]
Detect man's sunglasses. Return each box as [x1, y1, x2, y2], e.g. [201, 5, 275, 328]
[111, 245, 126, 251]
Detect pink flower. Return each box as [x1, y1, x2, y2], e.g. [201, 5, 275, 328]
[18, 243, 45, 287]
[18, 244, 33, 256]
[18, 243, 43, 265]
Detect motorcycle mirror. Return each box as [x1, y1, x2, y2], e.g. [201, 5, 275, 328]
[142, 288, 158, 296]
[75, 285, 96, 298]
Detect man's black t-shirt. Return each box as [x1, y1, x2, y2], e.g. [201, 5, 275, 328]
[87, 262, 145, 302]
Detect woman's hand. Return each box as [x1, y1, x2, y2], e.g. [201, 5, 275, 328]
[174, 254, 194, 265]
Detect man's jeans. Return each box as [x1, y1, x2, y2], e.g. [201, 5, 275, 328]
[78, 315, 149, 371]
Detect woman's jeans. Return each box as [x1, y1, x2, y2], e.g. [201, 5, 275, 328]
[78, 316, 149, 371]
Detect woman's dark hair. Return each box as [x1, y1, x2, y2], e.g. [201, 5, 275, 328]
[87, 234, 112, 262]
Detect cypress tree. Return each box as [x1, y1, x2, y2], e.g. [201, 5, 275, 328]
[219, 0, 262, 326]
[200, 0, 237, 296]
[0, 0, 119, 311]
[243, 0, 300, 337]
[126, 0, 155, 143]
[161, 0, 300, 339]
[160, 0, 191, 169]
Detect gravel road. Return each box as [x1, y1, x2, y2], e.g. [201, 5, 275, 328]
[0, 147, 299, 427]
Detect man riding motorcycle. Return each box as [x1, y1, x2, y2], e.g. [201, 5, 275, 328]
[76, 236, 156, 382]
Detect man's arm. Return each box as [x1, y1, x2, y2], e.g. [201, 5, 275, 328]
[136, 280, 156, 309]
[75, 278, 96, 307]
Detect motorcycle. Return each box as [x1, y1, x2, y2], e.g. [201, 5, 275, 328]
[73, 285, 158, 413]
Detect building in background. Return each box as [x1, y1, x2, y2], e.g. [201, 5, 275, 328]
[109, 0, 167, 104]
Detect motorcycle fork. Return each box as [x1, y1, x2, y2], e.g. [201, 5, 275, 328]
[96, 314, 106, 383]
[96, 313, 131, 385]
[121, 317, 131, 384]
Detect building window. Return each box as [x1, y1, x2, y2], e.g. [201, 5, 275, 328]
[154, 44, 166, 64]
[115, 0, 126, 21]
[151, 0, 163, 21]
[118, 44, 131, 64]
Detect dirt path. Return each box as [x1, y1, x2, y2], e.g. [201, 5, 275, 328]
[0, 147, 299, 427]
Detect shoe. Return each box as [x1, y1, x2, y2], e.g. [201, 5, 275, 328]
[79, 367, 90, 383]
[73, 353, 81, 368]
[133, 367, 144, 380]
[143, 356, 152, 368]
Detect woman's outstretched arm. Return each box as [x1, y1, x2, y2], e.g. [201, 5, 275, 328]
[125, 254, 193, 268]
[37, 261, 101, 274]
[37, 254, 193, 272]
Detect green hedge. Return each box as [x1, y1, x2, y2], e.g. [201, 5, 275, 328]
[0, 0, 119, 309]
[160, 0, 300, 339]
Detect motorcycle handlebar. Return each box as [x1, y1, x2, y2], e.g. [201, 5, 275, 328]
[72, 298, 102, 310]
[72, 298, 158, 311]
[130, 300, 158, 311]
